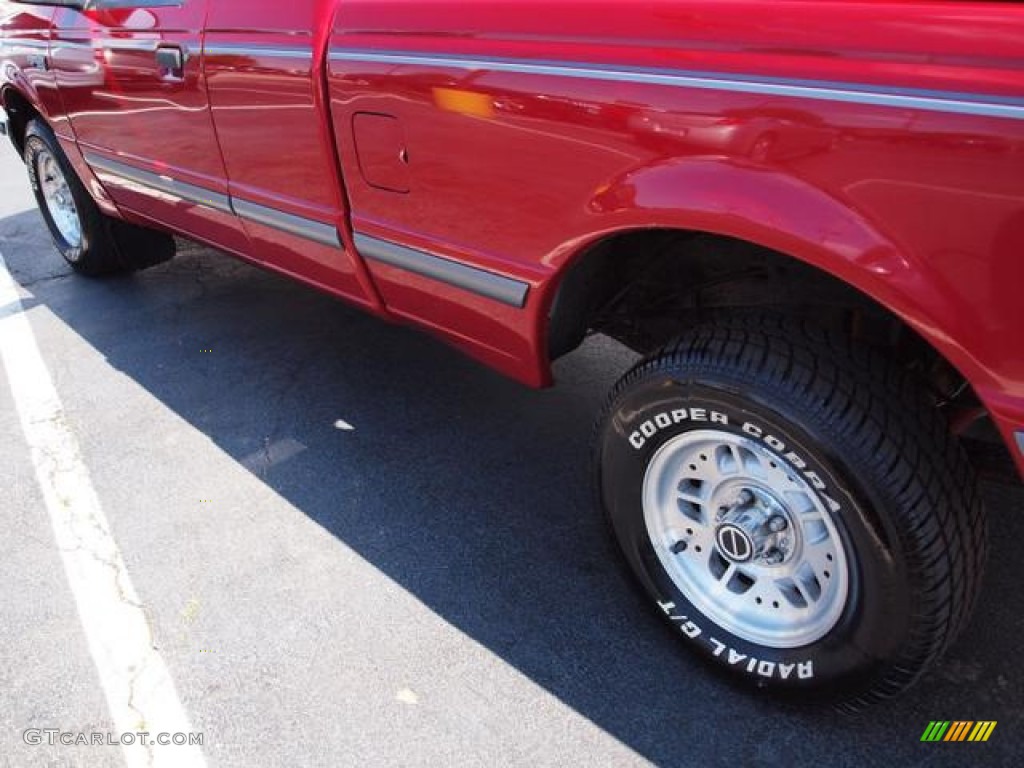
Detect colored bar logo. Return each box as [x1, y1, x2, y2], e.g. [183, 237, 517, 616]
[921, 721, 997, 742]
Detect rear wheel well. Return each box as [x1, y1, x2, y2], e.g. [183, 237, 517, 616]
[549, 230, 918, 358]
[548, 229, 1016, 479]
[1, 87, 39, 157]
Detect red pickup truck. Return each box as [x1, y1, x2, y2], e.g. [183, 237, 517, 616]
[2, 0, 1022, 707]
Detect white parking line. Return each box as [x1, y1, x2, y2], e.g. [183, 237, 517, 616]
[0, 250, 207, 768]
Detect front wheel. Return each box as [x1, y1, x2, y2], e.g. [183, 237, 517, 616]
[595, 315, 986, 707]
[24, 119, 175, 276]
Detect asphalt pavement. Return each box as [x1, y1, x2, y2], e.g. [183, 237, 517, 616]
[1, 142, 1022, 768]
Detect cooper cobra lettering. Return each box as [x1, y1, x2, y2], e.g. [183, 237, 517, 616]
[629, 410, 843, 513]
[629, 409, 730, 449]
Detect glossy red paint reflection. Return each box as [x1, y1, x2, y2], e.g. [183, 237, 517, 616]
[1, 0, 1022, 473]
[326, 1, 1024, 471]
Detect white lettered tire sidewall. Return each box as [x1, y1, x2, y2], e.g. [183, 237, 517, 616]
[25, 130, 89, 264]
[598, 375, 914, 695]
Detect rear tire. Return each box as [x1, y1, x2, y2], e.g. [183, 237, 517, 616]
[24, 119, 174, 276]
[594, 314, 987, 707]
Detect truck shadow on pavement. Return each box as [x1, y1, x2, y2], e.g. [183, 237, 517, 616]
[4, 214, 1022, 765]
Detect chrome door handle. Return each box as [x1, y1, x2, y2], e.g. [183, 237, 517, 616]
[155, 46, 185, 80]
[27, 53, 49, 71]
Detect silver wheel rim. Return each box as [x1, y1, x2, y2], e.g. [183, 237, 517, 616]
[37, 149, 82, 248]
[643, 429, 850, 648]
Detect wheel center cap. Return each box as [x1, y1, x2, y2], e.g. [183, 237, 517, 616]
[715, 523, 755, 563]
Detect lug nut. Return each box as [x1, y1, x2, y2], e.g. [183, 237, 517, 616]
[768, 516, 788, 532]
[762, 548, 784, 565]
[737, 490, 755, 507]
[671, 540, 688, 554]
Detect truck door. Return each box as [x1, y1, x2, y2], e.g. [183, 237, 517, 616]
[203, 1, 374, 306]
[50, 0, 248, 253]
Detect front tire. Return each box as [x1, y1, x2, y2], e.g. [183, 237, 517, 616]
[595, 314, 986, 707]
[24, 119, 174, 276]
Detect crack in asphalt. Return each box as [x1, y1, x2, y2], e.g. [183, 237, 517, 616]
[37, 408, 163, 767]
[11, 270, 75, 289]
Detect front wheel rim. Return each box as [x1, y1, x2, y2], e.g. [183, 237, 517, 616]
[37, 150, 82, 249]
[642, 428, 851, 648]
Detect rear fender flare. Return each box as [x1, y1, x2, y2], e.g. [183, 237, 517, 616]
[540, 156, 993, 397]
